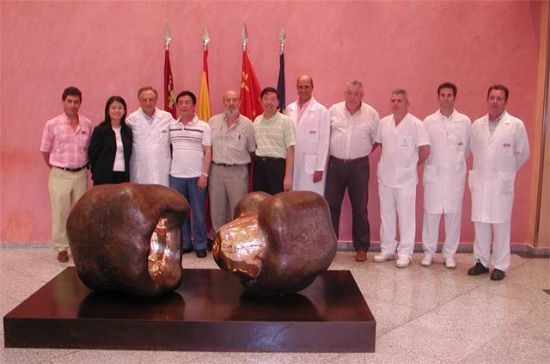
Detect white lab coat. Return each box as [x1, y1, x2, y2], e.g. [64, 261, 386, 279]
[423, 110, 471, 214]
[469, 111, 529, 223]
[286, 98, 330, 195]
[126, 108, 173, 186]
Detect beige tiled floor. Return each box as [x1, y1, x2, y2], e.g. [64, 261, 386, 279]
[1, 246, 549, 363]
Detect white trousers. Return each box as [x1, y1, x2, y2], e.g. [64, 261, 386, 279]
[422, 210, 462, 258]
[378, 183, 416, 258]
[473, 222, 511, 271]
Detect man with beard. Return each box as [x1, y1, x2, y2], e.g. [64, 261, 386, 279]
[208, 90, 255, 232]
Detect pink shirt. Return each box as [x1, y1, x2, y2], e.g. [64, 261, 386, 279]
[40, 113, 92, 168]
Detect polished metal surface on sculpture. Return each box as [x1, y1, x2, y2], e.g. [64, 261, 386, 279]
[66, 183, 190, 297]
[213, 191, 338, 295]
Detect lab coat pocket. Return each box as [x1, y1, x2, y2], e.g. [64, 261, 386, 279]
[497, 171, 515, 193]
[423, 164, 437, 183]
[305, 155, 317, 175]
[468, 170, 476, 192]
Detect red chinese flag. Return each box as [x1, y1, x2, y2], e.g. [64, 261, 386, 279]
[164, 49, 177, 118]
[239, 49, 262, 120]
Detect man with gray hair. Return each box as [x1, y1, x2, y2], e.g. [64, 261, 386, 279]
[209, 90, 255, 232]
[325, 80, 380, 262]
[126, 86, 174, 186]
[374, 89, 430, 268]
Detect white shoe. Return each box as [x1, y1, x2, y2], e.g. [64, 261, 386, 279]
[420, 255, 433, 267]
[396, 255, 410, 268]
[444, 257, 457, 269]
[374, 253, 395, 263]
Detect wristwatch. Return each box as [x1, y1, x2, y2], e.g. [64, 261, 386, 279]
[201, 172, 208, 177]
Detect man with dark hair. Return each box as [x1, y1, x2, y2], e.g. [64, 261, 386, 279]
[209, 90, 255, 232]
[467, 84, 529, 280]
[421, 82, 471, 269]
[325, 80, 379, 262]
[374, 89, 430, 268]
[253, 87, 296, 194]
[40, 86, 92, 262]
[169, 90, 212, 258]
[126, 86, 173, 186]
[285, 75, 330, 195]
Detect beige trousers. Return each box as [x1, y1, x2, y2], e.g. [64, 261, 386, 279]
[48, 167, 87, 252]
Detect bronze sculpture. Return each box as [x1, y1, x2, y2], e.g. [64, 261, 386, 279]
[213, 191, 338, 296]
[66, 183, 190, 297]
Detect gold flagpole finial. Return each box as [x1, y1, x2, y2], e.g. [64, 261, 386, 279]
[201, 27, 210, 50]
[164, 23, 172, 50]
[241, 23, 248, 51]
[278, 25, 286, 54]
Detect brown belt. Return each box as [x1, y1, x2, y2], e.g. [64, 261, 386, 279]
[56, 165, 87, 172]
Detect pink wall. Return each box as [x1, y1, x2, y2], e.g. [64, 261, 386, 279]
[0, 1, 541, 244]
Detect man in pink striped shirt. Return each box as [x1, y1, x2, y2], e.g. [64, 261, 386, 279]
[40, 86, 92, 262]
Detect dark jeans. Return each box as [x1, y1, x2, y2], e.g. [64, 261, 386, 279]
[324, 155, 371, 252]
[93, 171, 128, 185]
[169, 175, 207, 251]
[253, 156, 285, 195]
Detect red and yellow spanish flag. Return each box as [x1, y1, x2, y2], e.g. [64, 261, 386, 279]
[197, 49, 211, 121]
[239, 49, 262, 120]
[163, 48, 177, 118]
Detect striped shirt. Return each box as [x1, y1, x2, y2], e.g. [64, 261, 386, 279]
[169, 115, 211, 178]
[40, 113, 92, 168]
[254, 112, 296, 159]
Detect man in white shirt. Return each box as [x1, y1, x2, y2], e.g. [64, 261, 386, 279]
[169, 91, 212, 258]
[467, 84, 529, 281]
[421, 83, 471, 269]
[325, 80, 380, 262]
[285, 75, 330, 195]
[374, 89, 430, 268]
[126, 86, 173, 186]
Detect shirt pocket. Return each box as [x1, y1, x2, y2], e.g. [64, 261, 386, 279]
[306, 129, 319, 142]
[398, 135, 414, 149]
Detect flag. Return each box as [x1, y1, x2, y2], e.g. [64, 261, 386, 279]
[197, 48, 211, 121]
[239, 49, 262, 120]
[163, 48, 177, 118]
[276, 52, 285, 112]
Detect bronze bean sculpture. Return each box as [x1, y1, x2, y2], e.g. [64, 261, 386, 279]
[213, 191, 337, 296]
[66, 183, 190, 297]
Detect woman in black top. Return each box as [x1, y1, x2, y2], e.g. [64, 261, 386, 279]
[88, 96, 132, 185]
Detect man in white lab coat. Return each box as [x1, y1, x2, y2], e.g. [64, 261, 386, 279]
[467, 84, 529, 281]
[126, 86, 173, 186]
[374, 89, 430, 268]
[285, 75, 330, 195]
[421, 82, 471, 269]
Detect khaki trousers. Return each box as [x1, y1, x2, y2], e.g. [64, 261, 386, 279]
[209, 164, 249, 232]
[48, 167, 87, 252]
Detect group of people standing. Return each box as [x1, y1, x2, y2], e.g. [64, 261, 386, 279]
[40, 78, 529, 282]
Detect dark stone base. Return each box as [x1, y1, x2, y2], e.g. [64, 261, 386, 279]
[4, 267, 375, 352]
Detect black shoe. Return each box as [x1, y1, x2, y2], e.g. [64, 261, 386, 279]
[490, 269, 506, 281]
[467, 262, 489, 276]
[182, 248, 193, 254]
[196, 249, 207, 258]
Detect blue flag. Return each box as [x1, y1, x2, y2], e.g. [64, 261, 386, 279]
[277, 52, 285, 112]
